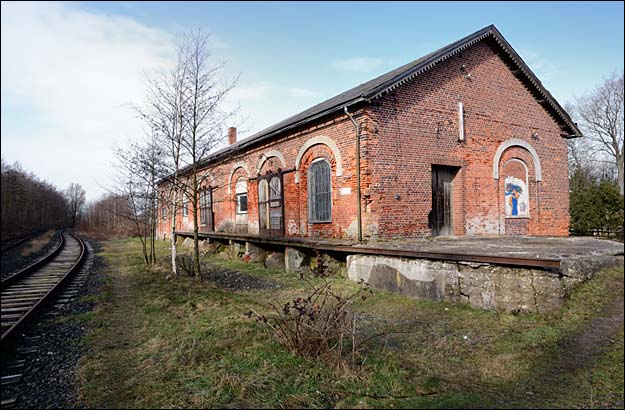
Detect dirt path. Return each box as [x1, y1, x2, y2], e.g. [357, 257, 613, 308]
[557, 293, 624, 373]
[522, 275, 625, 407]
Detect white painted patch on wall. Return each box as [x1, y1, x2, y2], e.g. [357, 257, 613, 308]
[340, 187, 352, 195]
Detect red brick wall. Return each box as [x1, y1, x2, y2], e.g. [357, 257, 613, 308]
[158, 112, 368, 240]
[368, 41, 570, 238]
[157, 40, 570, 241]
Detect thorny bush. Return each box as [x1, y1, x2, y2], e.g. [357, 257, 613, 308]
[248, 279, 374, 369]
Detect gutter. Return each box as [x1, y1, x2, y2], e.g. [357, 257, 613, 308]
[344, 106, 363, 243]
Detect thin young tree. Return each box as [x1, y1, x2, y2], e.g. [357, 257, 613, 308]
[111, 132, 164, 265]
[178, 29, 238, 277]
[140, 42, 191, 276]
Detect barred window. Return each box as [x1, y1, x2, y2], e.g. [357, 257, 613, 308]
[182, 195, 189, 217]
[235, 178, 248, 214]
[200, 188, 212, 226]
[161, 206, 167, 220]
[307, 159, 332, 223]
[258, 179, 268, 229]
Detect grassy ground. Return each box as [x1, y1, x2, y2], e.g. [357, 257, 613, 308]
[76, 239, 624, 409]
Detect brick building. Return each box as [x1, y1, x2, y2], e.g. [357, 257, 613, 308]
[157, 25, 581, 242]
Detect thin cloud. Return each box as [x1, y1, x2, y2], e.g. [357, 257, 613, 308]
[331, 57, 384, 73]
[228, 81, 272, 101]
[288, 87, 320, 98]
[1, 2, 177, 201]
[517, 48, 560, 83]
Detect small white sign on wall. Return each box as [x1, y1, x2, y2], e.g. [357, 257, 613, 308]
[340, 187, 352, 195]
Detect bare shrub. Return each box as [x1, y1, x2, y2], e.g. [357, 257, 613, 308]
[310, 250, 330, 278]
[248, 279, 373, 368]
[176, 251, 208, 277]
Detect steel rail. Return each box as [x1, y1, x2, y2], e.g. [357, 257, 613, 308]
[0, 232, 42, 254]
[1, 232, 64, 288]
[1, 231, 86, 349]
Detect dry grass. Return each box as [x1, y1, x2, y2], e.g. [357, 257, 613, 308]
[76, 238, 624, 409]
[19, 230, 55, 256]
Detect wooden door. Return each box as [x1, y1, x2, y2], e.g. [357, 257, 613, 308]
[431, 166, 455, 237]
[258, 173, 284, 237]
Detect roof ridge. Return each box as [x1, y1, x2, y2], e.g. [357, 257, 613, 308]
[178, 24, 580, 177]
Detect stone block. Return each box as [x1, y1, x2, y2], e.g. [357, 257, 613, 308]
[285, 247, 309, 274]
[264, 252, 285, 270]
[245, 242, 266, 263]
[182, 237, 193, 247]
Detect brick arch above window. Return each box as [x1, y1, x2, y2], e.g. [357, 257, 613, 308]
[227, 161, 251, 194]
[294, 135, 342, 183]
[493, 139, 542, 181]
[256, 149, 287, 175]
[503, 158, 529, 183]
[197, 170, 216, 188]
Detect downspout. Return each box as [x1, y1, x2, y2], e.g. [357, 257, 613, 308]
[344, 106, 363, 243]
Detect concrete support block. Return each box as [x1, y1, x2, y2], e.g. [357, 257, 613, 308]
[265, 252, 285, 270]
[181, 237, 193, 247]
[229, 240, 244, 260]
[285, 247, 309, 274]
[245, 242, 266, 263]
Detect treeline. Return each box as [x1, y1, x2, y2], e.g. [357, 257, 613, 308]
[1, 159, 70, 241]
[569, 169, 623, 235]
[567, 71, 624, 237]
[78, 194, 137, 239]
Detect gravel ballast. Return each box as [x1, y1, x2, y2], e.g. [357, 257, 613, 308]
[2, 239, 103, 409]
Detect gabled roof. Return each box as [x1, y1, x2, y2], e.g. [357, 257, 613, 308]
[192, 24, 582, 171]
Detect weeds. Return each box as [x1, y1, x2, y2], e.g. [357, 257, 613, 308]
[249, 279, 373, 369]
[176, 251, 208, 276]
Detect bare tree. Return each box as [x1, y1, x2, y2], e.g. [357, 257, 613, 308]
[575, 72, 624, 195]
[65, 182, 86, 227]
[179, 29, 238, 277]
[135, 29, 237, 277]
[139, 40, 191, 276]
[110, 131, 164, 265]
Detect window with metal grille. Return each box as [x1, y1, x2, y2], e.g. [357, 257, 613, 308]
[258, 179, 268, 229]
[307, 159, 332, 223]
[200, 188, 212, 226]
[235, 178, 248, 214]
[182, 195, 189, 217]
[161, 206, 167, 220]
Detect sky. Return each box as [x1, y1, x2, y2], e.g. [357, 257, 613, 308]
[2, 1, 623, 201]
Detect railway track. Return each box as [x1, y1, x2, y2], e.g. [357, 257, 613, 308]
[1, 231, 86, 348]
[0, 233, 41, 254]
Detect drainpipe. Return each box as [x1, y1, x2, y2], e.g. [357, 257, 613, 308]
[344, 106, 363, 243]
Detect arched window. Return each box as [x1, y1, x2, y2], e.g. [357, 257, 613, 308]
[235, 177, 249, 233]
[235, 178, 248, 214]
[258, 179, 268, 229]
[308, 159, 332, 223]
